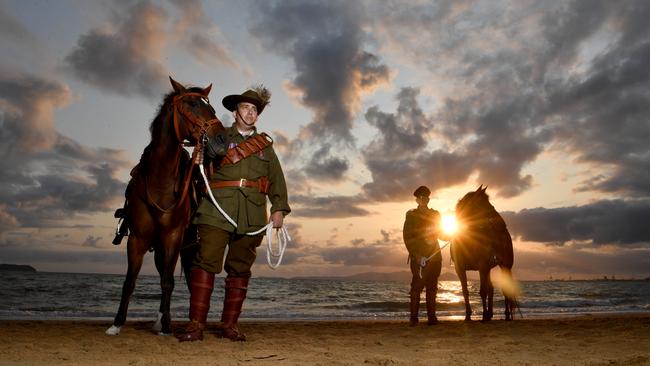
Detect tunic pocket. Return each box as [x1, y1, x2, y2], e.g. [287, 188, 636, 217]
[208, 188, 237, 219]
[246, 192, 268, 226]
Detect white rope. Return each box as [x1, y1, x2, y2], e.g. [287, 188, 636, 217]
[418, 239, 452, 279]
[198, 164, 290, 269]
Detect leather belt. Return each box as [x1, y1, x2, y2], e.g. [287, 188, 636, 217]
[209, 177, 269, 194]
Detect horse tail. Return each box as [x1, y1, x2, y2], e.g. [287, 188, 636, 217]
[499, 266, 522, 320]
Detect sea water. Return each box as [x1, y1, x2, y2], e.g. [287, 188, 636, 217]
[0, 271, 648, 321]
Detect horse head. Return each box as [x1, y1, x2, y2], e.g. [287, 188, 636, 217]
[168, 77, 227, 155]
[455, 185, 491, 229]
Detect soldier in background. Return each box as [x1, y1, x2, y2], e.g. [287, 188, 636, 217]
[403, 185, 442, 326]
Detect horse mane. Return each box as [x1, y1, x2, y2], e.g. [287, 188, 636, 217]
[137, 86, 208, 170]
[457, 189, 506, 231]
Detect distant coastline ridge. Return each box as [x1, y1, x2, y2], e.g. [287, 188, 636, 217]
[0, 264, 37, 272]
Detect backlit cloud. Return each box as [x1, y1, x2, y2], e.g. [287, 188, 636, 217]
[0, 72, 129, 235]
[64, 1, 169, 97]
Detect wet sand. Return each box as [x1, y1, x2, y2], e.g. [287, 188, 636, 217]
[1, 315, 649, 365]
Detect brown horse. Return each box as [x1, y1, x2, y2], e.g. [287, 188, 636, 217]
[451, 185, 518, 321]
[106, 77, 226, 335]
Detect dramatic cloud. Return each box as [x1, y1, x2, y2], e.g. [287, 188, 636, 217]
[0, 72, 70, 154]
[250, 1, 391, 183]
[304, 144, 349, 182]
[251, 1, 390, 142]
[503, 199, 650, 247]
[291, 195, 370, 219]
[363, 1, 650, 201]
[0, 73, 129, 234]
[64, 1, 169, 97]
[168, 0, 239, 70]
[361, 87, 474, 201]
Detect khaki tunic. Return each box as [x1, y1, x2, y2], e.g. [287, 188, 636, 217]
[193, 125, 291, 234]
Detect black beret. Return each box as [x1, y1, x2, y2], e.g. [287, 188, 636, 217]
[413, 185, 431, 198]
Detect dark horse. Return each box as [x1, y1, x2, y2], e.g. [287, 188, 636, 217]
[106, 77, 226, 335]
[451, 185, 518, 321]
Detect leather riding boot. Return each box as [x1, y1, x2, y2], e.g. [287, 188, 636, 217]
[176, 267, 215, 342]
[426, 287, 438, 325]
[409, 290, 421, 326]
[220, 276, 249, 341]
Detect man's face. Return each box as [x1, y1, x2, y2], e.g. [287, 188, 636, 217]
[416, 196, 429, 206]
[234, 102, 258, 130]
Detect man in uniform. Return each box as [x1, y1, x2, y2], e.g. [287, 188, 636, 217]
[176, 86, 290, 342]
[403, 185, 442, 326]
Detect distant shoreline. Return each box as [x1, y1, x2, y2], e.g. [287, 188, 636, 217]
[0, 264, 36, 272]
[2, 268, 648, 281]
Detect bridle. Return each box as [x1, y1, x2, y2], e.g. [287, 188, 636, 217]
[147, 91, 222, 213]
[171, 91, 222, 145]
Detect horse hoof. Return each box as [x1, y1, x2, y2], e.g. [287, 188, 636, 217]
[158, 331, 173, 336]
[464, 317, 472, 322]
[151, 312, 163, 332]
[105, 325, 121, 336]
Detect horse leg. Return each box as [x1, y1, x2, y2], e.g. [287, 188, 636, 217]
[106, 235, 148, 335]
[479, 269, 490, 322]
[151, 242, 165, 333]
[157, 229, 183, 335]
[487, 271, 494, 321]
[456, 268, 472, 321]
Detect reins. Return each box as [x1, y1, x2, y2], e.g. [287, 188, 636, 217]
[418, 240, 451, 279]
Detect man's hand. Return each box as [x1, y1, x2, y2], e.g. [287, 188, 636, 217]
[419, 256, 428, 267]
[271, 211, 284, 228]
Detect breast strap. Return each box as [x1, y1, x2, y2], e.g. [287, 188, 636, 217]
[218, 132, 273, 167]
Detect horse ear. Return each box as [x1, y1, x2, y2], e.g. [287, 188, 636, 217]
[169, 76, 186, 93]
[477, 184, 483, 192]
[201, 83, 212, 97]
[482, 185, 488, 193]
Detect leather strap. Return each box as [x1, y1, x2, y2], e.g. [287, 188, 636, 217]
[219, 133, 273, 167]
[209, 177, 269, 194]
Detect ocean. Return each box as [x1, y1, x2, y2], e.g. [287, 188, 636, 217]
[1, 271, 648, 321]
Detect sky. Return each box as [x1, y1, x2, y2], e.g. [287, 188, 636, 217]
[1, 0, 649, 280]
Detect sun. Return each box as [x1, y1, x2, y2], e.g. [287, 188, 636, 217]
[441, 214, 459, 236]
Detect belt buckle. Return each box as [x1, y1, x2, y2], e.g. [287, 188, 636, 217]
[239, 178, 246, 187]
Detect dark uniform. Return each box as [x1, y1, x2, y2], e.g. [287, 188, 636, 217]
[177, 87, 290, 342]
[403, 186, 442, 325]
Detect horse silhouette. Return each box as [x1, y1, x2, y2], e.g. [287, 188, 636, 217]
[106, 77, 226, 335]
[451, 185, 518, 321]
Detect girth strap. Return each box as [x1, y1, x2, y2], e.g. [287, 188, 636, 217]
[219, 133, 273, 167]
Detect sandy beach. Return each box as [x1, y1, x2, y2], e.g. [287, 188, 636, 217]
[1, 315, 649, 366]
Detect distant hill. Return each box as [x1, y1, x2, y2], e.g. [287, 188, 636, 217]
[0, 264, 37, 272]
